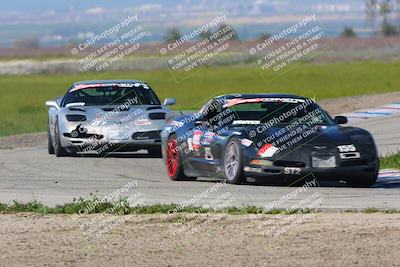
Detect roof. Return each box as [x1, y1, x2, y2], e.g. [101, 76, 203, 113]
[215, 93, 309, 100]
[73, 79, 145, 86]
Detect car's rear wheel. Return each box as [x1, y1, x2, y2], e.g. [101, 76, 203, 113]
[54, 119, 68, 157]
[223, 138, 245, 184]
[47, 124, 55, 155]
[166, 134, 196, 181]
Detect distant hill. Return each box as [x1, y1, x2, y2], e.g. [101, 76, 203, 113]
[0, 0, 370, 47]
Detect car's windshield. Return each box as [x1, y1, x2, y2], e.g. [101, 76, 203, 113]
[62, 85, 161, 107]
[223, 99, 334, 126]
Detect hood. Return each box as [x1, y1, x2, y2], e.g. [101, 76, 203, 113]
[232, 124, 372, 149]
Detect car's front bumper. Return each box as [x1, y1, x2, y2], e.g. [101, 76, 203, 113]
[243, 163, 379, 181]
[60, 127, 163, 153]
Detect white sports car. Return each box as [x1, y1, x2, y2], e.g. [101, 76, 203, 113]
[45, 79, 176, 157]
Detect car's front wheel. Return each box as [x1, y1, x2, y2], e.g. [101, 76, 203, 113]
[166, 134, 196, 181]
[223, 138, 245, 184]
[54, 118, 68, 157]
[47, 124, 54, 155]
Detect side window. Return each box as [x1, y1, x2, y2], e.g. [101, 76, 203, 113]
[202, 100, 220, 121]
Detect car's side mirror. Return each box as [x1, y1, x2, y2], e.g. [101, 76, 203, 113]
[334, 116, 348, 125]
[163, 98, 176, 106]
[45, 100, 60, 110]
[55, 96, 63, 106]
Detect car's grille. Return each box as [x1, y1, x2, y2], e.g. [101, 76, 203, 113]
[63, 133, 103, 139]
[132, 131, 162, 141]
[273, 160, 306, 168]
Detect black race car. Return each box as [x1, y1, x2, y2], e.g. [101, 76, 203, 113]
[161, 94, 379, 187]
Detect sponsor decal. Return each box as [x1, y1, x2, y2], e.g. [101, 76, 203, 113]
[232, 120, 260, 125]
[257, 143, 279, 158]
[283, 167, 301, 175]
[193, 130, 202, 151]
[337, 144, 356, 153]
[240, 138, 253, 147]
[337, 144, 360, 159]
[134, 119, 152, 126]
[70, 82, 148, 92]
[223, 97, 306, 108]
[201, 131, 216, 145]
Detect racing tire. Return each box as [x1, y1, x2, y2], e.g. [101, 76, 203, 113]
[47, 124, 55, 155]
[223, 137, 245, 184]
[166, 134, 196, 181]
[54, 118, 68, 157]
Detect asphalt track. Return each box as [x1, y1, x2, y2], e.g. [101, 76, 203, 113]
[0, 113, 399, 211]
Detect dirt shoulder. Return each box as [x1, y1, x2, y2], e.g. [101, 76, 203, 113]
[318, 91, 400, 115]
[0, 213, 399, 266]
[1, 91, 400, 150]
[0, 132, 46, 150]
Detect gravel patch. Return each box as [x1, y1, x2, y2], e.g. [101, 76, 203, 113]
[0, 213, 399, 266]
[0, 132, 46, 150]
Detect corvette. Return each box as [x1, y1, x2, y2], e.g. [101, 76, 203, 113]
[45, 80, 176, 157]
[161, 94, 379, 187]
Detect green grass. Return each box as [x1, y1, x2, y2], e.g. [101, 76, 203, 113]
[346, 208, 400, 213]
[0, 197, 315, 215]
[362, 207, 400, 214]
[0, 198, 399, 215]
[1, 60, 400, 136]
[380, 152, 400, 169]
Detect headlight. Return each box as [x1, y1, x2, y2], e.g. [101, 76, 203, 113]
[66, 115, 87, 122]
[250, 159, 273, 166]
